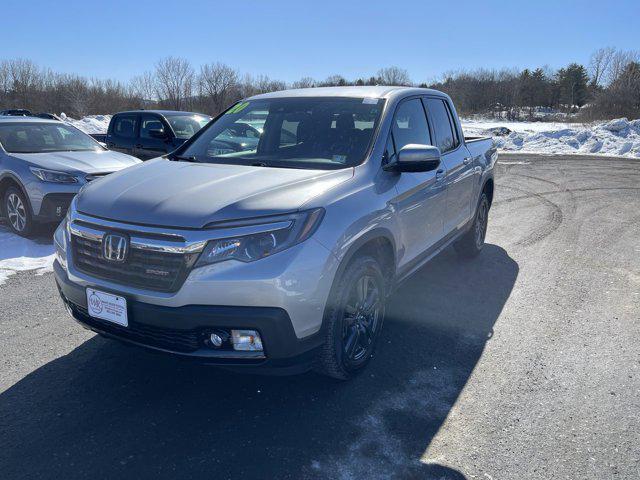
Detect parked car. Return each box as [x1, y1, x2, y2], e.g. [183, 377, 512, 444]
[0, 109, 32, 117]
[0, 117, 140, 236]
[0, 110, 62, 120]
[54, 86, 496, 379]
[105, 110, 211, 160]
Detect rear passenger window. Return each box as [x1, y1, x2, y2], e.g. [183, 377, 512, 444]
[112, 115, 138, 138]
[392, 99, 431, 151]
[424, 98, 458, 153]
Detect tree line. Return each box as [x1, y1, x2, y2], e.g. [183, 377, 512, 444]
[0, 47, 638, 121]
[428, 48, 640, 120]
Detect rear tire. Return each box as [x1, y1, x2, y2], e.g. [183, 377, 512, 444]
[454, 192, 489, 259]
[314, 255, 386, 380]
[3, 186, 34, 237]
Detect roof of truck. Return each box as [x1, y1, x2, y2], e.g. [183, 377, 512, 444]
[247, 85, 446, 101]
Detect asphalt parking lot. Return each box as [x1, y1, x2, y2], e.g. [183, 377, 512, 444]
[1, 153, 639, 479]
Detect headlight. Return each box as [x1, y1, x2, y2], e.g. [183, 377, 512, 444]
[194, 208, 324, 267]
[30, 167, 78, 183]
[53, 217, 68, 269]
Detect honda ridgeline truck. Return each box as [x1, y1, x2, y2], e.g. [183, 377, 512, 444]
[53, 86, 496, 379]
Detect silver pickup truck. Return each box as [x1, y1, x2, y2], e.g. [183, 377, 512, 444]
[53, 86, 496, 379]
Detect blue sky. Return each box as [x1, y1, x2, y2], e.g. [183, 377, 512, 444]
[5, 0, 639, 83]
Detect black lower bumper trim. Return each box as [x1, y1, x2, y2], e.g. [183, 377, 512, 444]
[37, 193, 75, 221]
[54, 261, 323, 373]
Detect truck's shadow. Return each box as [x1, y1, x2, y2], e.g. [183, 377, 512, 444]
[0, 244, 517, 480]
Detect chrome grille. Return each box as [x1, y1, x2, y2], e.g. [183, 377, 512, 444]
[71, 232, 199, 293]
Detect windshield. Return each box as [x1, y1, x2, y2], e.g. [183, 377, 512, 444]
[179, 97, 385, 169]
[0, 122, 102, 153]
[166, 115, 211, 139]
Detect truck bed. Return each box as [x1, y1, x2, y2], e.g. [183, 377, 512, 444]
[465, 136, 497, 162]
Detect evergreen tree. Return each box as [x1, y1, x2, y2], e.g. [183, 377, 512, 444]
[556, 63, 590, 108]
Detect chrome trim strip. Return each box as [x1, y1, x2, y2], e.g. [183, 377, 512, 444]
[68, 210, 293, 254]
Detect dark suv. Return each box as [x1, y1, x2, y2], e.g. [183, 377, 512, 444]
[106, 110, 211, 160]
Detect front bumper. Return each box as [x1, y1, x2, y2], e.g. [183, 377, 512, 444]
[54, 261, 324, 373]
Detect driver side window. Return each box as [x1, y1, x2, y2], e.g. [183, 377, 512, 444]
[140, 115, 165, 140]
[391, 99, 432, 151]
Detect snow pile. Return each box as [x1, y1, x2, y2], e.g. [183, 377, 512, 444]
[462, 118, 640, 158]
[60, 113, 111, 134]
[0, 226, 55, 285]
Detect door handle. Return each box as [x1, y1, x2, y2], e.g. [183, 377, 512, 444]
[435, 169, 445, 182]
[463, 156, 473, 165]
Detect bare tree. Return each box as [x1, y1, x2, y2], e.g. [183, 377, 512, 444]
[0, 61, 10, 105]
[154, 56, 194, 110]
[63, 76, 91, 117]
[589, 47, 615, 87]
[291, 77, 316, 89]
[607, 49, 639, 84]
[130, 71, 158, 103]
[198, 62, 238, 114]
[8, 59, 41, 107]
[376, 66, 411, 86]
[321, 74, 348, 86]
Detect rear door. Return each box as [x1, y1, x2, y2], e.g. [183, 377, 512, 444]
[106, 114, 139, 156]
[423, 97, 474, 234]
[136, 114, 172, 160]
[390, 97, 447, 270]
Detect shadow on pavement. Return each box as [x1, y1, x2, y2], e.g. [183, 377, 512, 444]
[0, 244, 517, 479]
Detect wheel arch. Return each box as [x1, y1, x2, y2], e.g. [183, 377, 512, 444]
[333, 228, 397, 294]
[0, 172, 33, 215]
[482, 176, 494, 206]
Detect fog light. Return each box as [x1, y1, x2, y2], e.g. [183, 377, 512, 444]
[209, 332, 223, 348]
[231, 329, 263, 352]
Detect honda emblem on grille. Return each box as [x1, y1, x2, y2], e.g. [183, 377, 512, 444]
[102, 233, 129, 262]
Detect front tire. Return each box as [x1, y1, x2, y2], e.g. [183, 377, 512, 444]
[314, 255, 386, 380]
[3, 186, 34, 237]
[454, 192, 490, 259]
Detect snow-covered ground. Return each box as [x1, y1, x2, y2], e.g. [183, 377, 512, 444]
[461, 117, 640, 158]
[0, 224, 54, 286]
[61, 113, 111, 134]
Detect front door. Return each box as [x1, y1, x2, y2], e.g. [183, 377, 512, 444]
[389, 98, 447, 271]
[136, 114, 171, 160]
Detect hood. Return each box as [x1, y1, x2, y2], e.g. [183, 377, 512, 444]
[76, 158, 353, 228]
[11, 150, 140, 173]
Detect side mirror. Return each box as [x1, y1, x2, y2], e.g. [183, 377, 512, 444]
[148, 129, 168, 139]
[383, 144, 441, 173]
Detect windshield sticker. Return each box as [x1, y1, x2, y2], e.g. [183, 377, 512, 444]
[362, 98, 379, 104]
[227, 102, 250, 114]
[332, 154, 348, 163]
